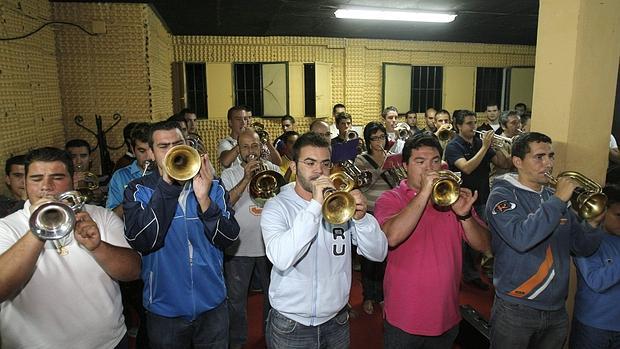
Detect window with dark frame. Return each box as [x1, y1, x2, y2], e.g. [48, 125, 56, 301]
[304, 63, 316, 117]
[185, 63, 208, 118]
[475, 67, 504, 112]
[411, 66, 443, 113]
[234, 63, 263, 116]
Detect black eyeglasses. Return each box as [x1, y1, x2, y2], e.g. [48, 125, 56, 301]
[370, 135, 387, 141]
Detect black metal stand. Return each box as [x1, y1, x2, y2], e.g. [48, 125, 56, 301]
[74, 113, 123, 176]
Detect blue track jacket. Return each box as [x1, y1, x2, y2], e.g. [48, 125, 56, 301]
[486, 173, 603, 311]
[123, 171, 239, 319]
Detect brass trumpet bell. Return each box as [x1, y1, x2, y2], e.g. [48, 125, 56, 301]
[431, 170, 462, 206]
[249, 168, 286, 208]
[437, 125, 453, 141]
[545, 171, 607, 220]
[164, 145, 201, 181]
[322, 172, 357, 225]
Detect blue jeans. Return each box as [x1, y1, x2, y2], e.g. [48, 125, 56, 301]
[266, 307, 350, 349]
[146, 300, 228, 349]
[569, 318, 620, 349]
[224, 255, 271, 347]
[383, 320, 458, 349]
[490, 296, 568, 349]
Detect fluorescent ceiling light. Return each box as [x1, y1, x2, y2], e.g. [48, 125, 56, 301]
[334, 8, 457, 23]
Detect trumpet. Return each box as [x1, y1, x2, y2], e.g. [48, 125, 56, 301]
[431, 171, 462, 206]
[474, 130, 514, 147]
[322, 172, 357, 225]
[186, 132, 207, 155]
[29, 191, 86, 240]
[347, 130, 359, 141]
[163, 145, 202, 181]
[544, 171, 607, 219]
[74, 164, 99, 194]
[251, 122, 269, 144]
[248, 154, 286, 207]
[394, 122, 411, 140]
[437, 124, 453, 141]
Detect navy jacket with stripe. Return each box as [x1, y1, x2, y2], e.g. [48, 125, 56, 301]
[123, 170, 239, 319]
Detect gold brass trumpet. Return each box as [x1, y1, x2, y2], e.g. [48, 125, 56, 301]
[29, 191, 86, 240]
[248, 154, 286, 207]
[164, 145, 202, 181]
[474, 130, 514, 147]
[322, 172, 357, 225]
[431, 171, 462, 206]
[544, 171, 607, 219]
[251, 122, 269, 144]
[437, 124, 453, 141]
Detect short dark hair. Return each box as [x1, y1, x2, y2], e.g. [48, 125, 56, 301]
[123, 122, 138, 143]
[292, 132, 330, 162]
[281, 115, 295, 124]
[406, 110, 417, 116]
[281, 130, 300, 144]
[167, 113, 186, 124]
[402, 134, 443, 164]
[363, 122, 386, 153]
[520, 113, 531, 126]
[454, 110, 476, 126]
[332, 103, 346, 114]
[179, 108, 194, 116]
[148, 120, 182, 148]
[335, 112, 352, 125]
[511, 132, 552, 160]
[5, 154, 25, 176]
[24, 147, 74, 177]
[604, 184, 620, 207]
[65, 139, 91, 153]
[515, 103, 527, 110]
[381, 106, 398, 118]
[130, 122, 151, 147]
[486, 101, 499, 109]
[227, 106, 247, 121]
[436, 109, 451, 118]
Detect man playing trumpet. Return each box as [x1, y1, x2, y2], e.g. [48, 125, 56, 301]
[0, 147, 141, 348]
[261, 132, 387, 348]
[123, 121, 240, 348]
[220, 129, 281, 349]
[486, 132, 604, 348]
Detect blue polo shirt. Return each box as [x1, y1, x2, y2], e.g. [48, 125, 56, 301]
[445, 135, 495, 205]
[106, 160, 145, 209]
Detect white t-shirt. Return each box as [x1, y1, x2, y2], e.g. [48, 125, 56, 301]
[0, 202, 128, 349]
[610, 135, 618, 150]
[221, 161, 281, 257]
[217, 136, 242, 168]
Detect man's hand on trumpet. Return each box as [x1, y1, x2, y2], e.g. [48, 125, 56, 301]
[349, 189, 368, 220]
[74, 211, 101, 251]
[194, 154, 214, 213]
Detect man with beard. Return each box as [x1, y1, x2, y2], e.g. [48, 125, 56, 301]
[260, 132, 388, 348]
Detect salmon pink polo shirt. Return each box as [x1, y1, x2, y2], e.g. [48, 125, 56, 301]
[374, 180, 481, 336]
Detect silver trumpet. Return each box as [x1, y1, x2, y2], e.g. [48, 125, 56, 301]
[474, 130, 514, 147]
[394, 122, 411, 140]
[29, 191, 87, 240]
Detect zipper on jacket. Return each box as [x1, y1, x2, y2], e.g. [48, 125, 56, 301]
[311, 229, 319, 326]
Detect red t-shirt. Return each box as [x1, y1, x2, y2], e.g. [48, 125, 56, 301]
[374, 180, 479, 336]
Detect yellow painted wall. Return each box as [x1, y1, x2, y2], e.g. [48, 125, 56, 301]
[53, 3, 173, 170]
[288, 63, 304, 117]
[509, 67, 535, 110]
[383, 64, 412, 113]
[206, 63, 234, 118]
[0, 0, 64, 196]
[443, 66, 476, 113]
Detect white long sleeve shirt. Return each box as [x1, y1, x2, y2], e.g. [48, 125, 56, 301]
[261, 183, 387, 326]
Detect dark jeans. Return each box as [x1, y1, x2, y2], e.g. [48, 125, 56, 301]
[146, 300, 228, 349]
[383, 320, 458, 349]
[490, 296, 568, 349]
[569, 318, 620, 349]
[463, 204, 486, 282]
[224, 255, 271, 347]
[361, 257, 385, 302]
[266, 307, 350, 349]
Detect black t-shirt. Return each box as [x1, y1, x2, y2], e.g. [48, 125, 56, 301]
[445, 136, 496, 205]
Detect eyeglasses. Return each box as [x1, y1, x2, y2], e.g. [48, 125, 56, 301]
[317, 132, 331, 138]
[370, 135, 387, 141]
[299, 159, 333, 169]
